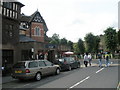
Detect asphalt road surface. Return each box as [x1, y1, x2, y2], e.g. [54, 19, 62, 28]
[1, 59, 120, 90]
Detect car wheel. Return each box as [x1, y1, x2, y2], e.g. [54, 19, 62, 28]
[68, 66, 71, 71]
[56, 68, 60, 75]
[35, 73, 41, 81]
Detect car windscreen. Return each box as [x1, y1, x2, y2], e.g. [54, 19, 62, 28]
[13, 62, 26, 68]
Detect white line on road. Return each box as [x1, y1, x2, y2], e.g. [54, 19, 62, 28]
[68, 76, 90, 89]
[14, 83, 30, 88]
[23, 83, 30, 86]
[96, 68, 104, 73]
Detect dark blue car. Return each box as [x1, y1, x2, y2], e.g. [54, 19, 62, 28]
[55, 57, 81, 71]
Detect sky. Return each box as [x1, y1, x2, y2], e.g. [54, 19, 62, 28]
[19, 0, 119, 42]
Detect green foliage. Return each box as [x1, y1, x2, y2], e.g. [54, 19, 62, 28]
[84, 33, 100, 53]
[94, 36, 100, 53]
[49, 33, 60, 45]
[67, 41, 73, 50]
[77, 38, 85, 54]
[73, 43, 79, 54]
[118, 30, 120, 45]
[60, 38, 67, 45]
[84, 33, 95, 53]
[49, 33, 74, 50]
[104, 27, 117, 52]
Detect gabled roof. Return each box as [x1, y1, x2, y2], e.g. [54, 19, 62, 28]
[20, 10, 48, 31]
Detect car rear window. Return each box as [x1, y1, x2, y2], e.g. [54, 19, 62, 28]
[13, 62, 26, 68]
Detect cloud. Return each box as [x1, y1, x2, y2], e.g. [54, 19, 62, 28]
[20, 0, 118, 42]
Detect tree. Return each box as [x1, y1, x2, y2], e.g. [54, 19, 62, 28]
[49, 33, 60, 45]
[67, 40, 73, 50]
[77, 38, 85, 54]
[60, 38, 67, 45]
[73, 43, 79, 54]
[104, 27, 117, 53]
[118, 30, 120, 45]
[84, 33, 95, 53]
[94, 36, 100, 53]
[84, 33, 100, 53]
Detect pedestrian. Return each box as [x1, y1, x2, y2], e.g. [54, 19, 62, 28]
[105, 52, 110, 67]
[84, 52, 89, 67]
[97, 52, 102, 67]
[88, 53, 92, 66]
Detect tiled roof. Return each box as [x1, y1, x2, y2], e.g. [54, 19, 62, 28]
[19, 35, 36, 42]
[20, 15, 31, 22]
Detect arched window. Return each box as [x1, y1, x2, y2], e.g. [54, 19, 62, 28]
[34, 27, 40, 36]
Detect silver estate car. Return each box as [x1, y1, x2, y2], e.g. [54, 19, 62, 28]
[11, 60, 60, 81]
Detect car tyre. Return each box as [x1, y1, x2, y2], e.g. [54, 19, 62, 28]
[56, 68, 60, 75]
[68, 66, 71, 71]
[35, 73, 41, 81]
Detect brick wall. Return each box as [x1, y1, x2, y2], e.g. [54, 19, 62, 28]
[31, 22, 45, 42]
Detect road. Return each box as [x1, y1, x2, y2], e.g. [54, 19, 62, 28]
[1, 59, 119, 90]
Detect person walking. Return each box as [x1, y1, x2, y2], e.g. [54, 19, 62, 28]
[88, 53, 92, 66]
[84, 52, 89, 67]
[97, 52, 102, 67]
[105, 52, 110, 67]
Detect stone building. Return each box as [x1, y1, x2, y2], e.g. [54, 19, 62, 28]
[1, 1, 24, 73]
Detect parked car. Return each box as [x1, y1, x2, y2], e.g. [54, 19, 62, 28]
[11, 60, 60, 81]
[54, 57, 80, 71]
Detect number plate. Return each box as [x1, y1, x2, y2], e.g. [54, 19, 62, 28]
[15, 70, 22, 73]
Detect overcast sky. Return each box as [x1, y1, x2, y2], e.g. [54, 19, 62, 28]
[19, 0, 119, 42]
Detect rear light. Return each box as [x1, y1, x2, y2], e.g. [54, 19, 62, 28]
[26, 69, 30, 73]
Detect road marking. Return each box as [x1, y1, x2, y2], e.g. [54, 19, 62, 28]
[23, 83, 30, 86]
[14, 83, 30, 88]
[68, 76, 90, 89]
[96, 68, 104, 73]
[117, 82, 120, 90]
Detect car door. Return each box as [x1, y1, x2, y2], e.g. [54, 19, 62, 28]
[39, 61, 49, 76]
[28, 61, 39, 76]
[70, 57, 77, 68]
[72, 58, 79, 68]
[44, 60, 56, 74]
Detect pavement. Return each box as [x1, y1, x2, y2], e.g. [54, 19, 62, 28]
[0, 75, 16, 85]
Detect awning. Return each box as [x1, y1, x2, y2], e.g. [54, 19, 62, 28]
[64, 51, 74, 55]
